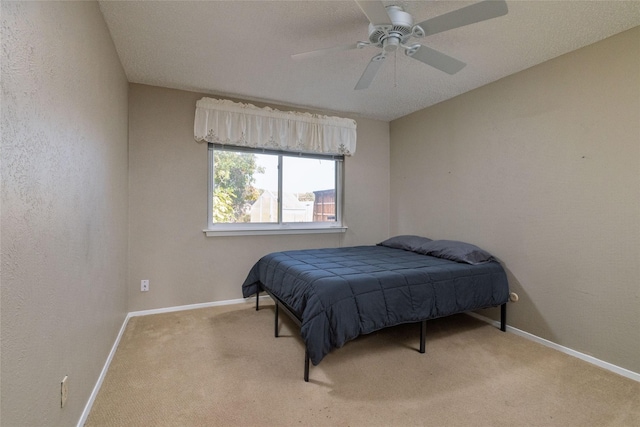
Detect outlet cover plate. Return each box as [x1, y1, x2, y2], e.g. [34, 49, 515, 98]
[61, 376, 68, 408]
[141, 280, 149, 292]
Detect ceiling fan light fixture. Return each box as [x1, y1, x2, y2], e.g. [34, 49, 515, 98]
[383, 36, 400, 52]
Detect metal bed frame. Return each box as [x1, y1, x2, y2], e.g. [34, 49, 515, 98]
[255, 285, 507, 382]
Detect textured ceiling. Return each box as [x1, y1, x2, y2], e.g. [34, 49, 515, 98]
[98, 1, 640, 121]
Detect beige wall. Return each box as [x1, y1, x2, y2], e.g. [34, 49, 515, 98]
[1, 2, 129, 426]
[127, 84, 390, 311]
[390, 27, 640, 373]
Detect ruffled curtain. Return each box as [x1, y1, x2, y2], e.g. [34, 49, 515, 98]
[194, 97, 356, 156]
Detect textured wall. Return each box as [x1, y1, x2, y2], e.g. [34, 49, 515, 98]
[390, 27, 640, 373]
[1, 2, 129, 425]
[127, 84, 390, 311]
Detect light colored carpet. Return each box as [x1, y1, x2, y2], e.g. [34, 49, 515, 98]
[86, 301, 639, 426]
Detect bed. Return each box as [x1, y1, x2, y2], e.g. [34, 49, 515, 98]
[242, 236, 510, 381]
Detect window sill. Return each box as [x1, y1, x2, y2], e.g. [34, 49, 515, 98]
[203, 225, 348, 237]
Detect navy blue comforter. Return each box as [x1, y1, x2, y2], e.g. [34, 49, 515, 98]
[242, 245, 509, 365]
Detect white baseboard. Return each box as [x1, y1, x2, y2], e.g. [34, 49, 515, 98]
[465, 312, 640, 383]
[77, 313, 131, 427]
[127, 295, 271, 318]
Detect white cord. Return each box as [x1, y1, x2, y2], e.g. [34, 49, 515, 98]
[394, 50, 398, 88]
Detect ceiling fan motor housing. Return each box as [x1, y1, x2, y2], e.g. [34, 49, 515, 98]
[367, 5, 414, 51]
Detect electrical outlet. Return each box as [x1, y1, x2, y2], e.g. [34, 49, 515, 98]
[61, 376, 68, 408]
[141, 279, 149, 292]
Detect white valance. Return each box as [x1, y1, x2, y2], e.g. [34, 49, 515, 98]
[194, 97, 356, 156]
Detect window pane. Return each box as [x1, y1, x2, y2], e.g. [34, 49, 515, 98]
[213, 151, 277, 223]
[282, 156, 336, 223]
[248, 154, 278, 223]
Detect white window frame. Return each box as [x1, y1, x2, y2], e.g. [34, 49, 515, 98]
[204, 144, 347, 237]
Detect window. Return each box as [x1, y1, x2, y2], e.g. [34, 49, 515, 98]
[206, 144, 345, 236]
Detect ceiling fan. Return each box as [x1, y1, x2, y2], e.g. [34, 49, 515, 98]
[292, 0, 508, 90]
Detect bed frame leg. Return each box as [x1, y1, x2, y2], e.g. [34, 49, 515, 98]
[304, 350, 310, 382]
[420, 320, 426, 353]
[500, 303, 507, 332]
[256, 290, 260, 311]
[274, 303, 279, 337]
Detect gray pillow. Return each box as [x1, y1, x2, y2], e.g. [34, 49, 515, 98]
[416, 240, 496, 265]
[378, 235, 432, 252]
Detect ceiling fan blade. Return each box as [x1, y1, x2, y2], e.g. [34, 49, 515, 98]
[415, 0, 508, 37]
[292, 43, 360, 60]
[408, 45, 466, 75]
[355, 1, 392, 27]
[355, 53, 386, 90]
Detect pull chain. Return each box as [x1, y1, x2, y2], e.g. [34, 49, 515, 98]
[394, 49, 398, 88]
